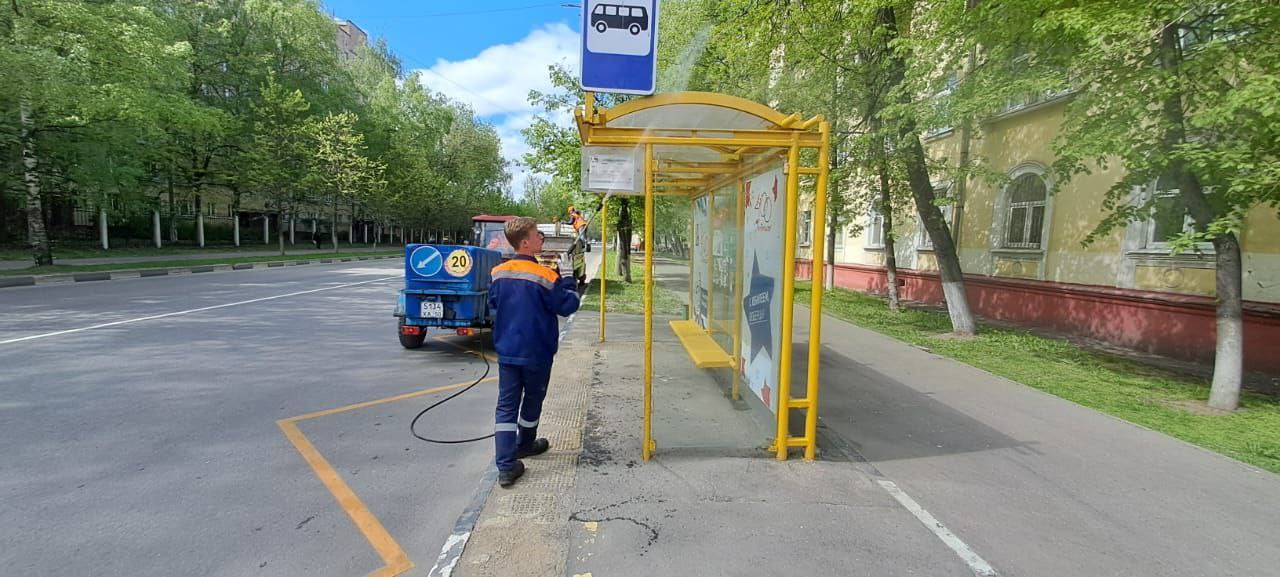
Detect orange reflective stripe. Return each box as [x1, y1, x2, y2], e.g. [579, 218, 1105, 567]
[493, 259, 558, 284]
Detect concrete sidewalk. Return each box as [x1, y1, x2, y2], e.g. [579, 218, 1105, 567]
[451, 270, 1280, 576]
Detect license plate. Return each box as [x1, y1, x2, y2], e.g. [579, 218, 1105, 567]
[420, 301, 443, 318]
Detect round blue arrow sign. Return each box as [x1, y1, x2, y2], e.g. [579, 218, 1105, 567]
[409, 246, 443, 277]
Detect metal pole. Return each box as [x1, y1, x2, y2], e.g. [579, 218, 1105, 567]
[731, 178, 746, 401]
[707, 191, 716, 333]
[804, 122, 832, 460]
[152, 209, 162, 248]
[776, 134, 802, 461]
[687, 198, 694, 321]
[233, 212, 240, 247]
[264, 214, 270, 245]
[600, 197, 608, 342]
[643, 143, 655, 461]
[196, 213, 205, 248]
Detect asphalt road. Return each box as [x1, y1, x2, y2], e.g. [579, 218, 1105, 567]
[0, 260, 503, 577]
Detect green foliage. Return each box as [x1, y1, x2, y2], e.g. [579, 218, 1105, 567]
[948, 1, 1280, 249]
[2, 0, 512, 257]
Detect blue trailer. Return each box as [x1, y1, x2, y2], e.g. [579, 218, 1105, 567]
[394, 244, 503, 348]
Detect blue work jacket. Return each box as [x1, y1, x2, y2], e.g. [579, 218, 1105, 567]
[488, 255, 580, 366]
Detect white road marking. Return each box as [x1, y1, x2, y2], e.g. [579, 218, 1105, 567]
[0, 276, 399, 346]
[877, 480, 1000, 577]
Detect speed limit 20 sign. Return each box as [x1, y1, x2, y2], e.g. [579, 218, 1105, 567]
[445, 249, 473, 277]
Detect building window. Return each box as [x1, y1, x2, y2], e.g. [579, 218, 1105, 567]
[206, 203, 217, 217]
[924, 73, 958, 138]
[834, 223, 846, 250]
[866, 209, 885, 249]
[1002, 173, 1048, 249]
[798, 210, 813, 247]
[919, 184, 953, 250]
[1144, 173, 1213, 251]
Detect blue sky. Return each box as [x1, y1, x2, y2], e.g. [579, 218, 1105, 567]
[320, 1, 586, 197]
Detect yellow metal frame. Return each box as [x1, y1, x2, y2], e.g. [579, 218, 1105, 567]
[577, 91, 830, 462]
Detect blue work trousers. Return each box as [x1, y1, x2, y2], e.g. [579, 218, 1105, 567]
[494, 362, 552, 471]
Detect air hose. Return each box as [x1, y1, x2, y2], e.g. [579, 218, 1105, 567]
[409, 336, 495, 444]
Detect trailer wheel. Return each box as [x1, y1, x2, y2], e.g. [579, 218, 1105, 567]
[399, 320, 426, 349]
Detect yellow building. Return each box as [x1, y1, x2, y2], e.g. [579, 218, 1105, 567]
[798, 96, 1280, 371]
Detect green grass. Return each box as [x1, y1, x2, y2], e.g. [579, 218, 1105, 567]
[0, 250, 402, 276]
[797, 282, 1280, 475]
[0, 242, 385, 261]
[580, 253, 685, 316]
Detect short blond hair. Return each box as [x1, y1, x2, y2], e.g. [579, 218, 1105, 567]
[504, 217, 539, 248]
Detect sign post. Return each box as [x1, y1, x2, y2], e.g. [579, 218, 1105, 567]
[580, 0, 660, 95]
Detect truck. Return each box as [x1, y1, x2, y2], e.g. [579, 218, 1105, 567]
[472, 214, 588, 286]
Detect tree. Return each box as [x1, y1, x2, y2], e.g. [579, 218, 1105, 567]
[875, 3, 977, 335]
[246, 76, 313, 255]
[522, 63, 648, 280]
[304, 111, 384, 252]
[1, 0, 190, 263]
[968, 1, 1280, 410]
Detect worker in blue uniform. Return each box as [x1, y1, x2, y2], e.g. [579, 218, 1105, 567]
[488, 217, 581, 487]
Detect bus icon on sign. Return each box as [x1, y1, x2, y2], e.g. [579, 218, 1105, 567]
[592, 3, 649, 35]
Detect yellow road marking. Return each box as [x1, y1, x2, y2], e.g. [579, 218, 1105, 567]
[278, 376, 496, 577]
[432, 334, 498, 362]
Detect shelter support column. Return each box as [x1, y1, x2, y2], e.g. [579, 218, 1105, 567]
[643, 144, 656, 461]
[731, 178, 745, 402]
[776, 134, 801, 460]
[706, 192, 716, 333]
[687, 198, 694, 321]
[600, 197, 608, 342]
[803, 122, 832, 460]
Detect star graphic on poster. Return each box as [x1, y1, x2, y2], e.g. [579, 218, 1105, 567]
[743, 255, 775, 363]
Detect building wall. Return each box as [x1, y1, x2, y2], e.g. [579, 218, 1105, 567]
[335, 19, 367, 61]
[799, 98, 1280, 371]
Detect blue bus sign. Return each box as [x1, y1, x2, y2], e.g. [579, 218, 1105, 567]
[580, 0, 659, 95]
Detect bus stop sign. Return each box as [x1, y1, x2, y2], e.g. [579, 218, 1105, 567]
[580, 0, 659, 95]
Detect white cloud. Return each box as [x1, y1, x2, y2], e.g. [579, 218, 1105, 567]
[414, 22, 580, 199]
[418, 22, 578, 117]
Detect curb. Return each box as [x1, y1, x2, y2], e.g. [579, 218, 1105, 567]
[0, 255, 402, 289]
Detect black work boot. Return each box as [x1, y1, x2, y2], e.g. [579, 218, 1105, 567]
[515, 438, 551, 459]
[497, 461, 525, 488]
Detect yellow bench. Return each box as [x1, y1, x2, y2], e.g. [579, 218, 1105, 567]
[668, 319, 734, 369]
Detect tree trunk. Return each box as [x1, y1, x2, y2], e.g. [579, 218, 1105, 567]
[617, 198, 633, 283]
[1157, 22, 1241, 410]
[168, 173, 178, 243]
[278, 210, 286, 256]
[331, 195, 339, 252]
[152, 209, 162, 248]
[902, 135, 975, 334]
[879, 162, 901, 313]
[1206, 234, 1244, 410]
[20, 99, 53, 266]
[880, 5, 975, 335]
[99, 207, 109, 250]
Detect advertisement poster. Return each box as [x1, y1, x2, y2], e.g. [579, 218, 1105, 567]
[710, 188, 737, 350]
[691, 194, 711, 329]
[739, 168, 784, 413]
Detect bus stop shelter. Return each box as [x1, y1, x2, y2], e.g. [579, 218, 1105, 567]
[576, 91, 831, 461]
